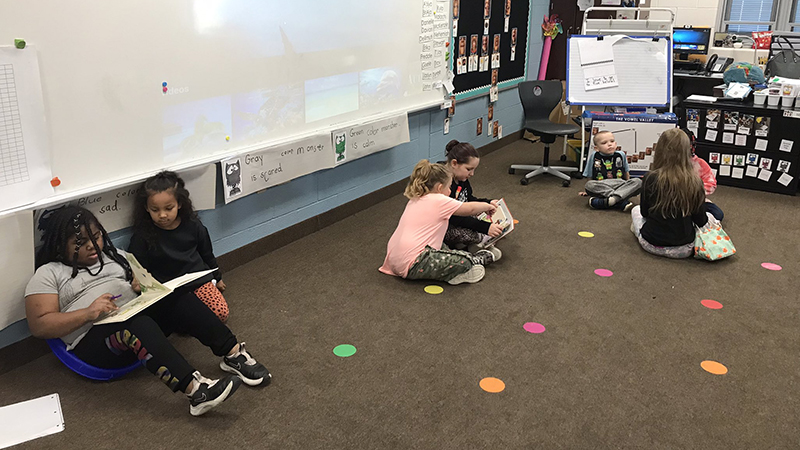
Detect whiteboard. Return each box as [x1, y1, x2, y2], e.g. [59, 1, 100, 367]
[567, 35, 671, 106]
[0, 0, 447, 207]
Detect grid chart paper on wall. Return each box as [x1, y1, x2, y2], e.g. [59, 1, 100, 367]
[0, 46, 52, 213]
[0, 64, 29, 187]
[567, 35, 671, 106]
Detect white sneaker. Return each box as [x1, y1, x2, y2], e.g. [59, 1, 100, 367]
[473, 249, 496, 266]
[187, 371, 241, 417]
[485, 245, 502, 261]
[448, 265, 485, 285]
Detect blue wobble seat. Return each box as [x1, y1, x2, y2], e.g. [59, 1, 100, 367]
[47, 338, 142, 381]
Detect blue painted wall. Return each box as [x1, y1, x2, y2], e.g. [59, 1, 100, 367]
[0, 0, 548, 349]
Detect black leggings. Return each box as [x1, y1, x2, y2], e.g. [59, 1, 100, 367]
[72, 290, 238, 393]
[444, 226, 483, 248]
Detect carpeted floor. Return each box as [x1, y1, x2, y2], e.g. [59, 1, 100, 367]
[2, 138, 799, 449]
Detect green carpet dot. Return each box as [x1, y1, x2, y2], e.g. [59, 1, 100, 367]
[333, 344, 357, 357]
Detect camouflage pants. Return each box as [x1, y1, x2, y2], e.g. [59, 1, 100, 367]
[406, 246, 477, 282]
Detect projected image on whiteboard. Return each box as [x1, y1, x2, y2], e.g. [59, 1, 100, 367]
[192, 0, 409, 56]
[305, 73, 359, 124]
[163, 96, 232, 162]
[359, 67, 404, 109]
[232, 84, 305, 144]
[157, 0, 438, 154]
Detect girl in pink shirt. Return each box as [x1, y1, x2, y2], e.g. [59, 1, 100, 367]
[379, 160, 497, 285]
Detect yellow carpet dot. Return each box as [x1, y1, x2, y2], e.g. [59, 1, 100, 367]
[424, 285, 444, 295]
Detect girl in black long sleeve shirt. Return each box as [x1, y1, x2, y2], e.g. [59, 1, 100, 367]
[442, 140, 503, 259]
[129, 171, 230, 322]
[630, 129, 709, 258]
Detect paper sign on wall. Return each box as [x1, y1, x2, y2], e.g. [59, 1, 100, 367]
[331, 113, 410, 165]
[221, 134, 332, 204]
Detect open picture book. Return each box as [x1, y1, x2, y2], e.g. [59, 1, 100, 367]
[94, 253, 215, 325]
[476, 198, 514, 246]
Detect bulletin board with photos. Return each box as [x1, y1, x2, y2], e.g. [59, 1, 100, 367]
[681, 100, 800, 195]
[452, 0, 531, 99]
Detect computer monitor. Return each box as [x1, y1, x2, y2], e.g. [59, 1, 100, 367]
[672, 27, 711, 59]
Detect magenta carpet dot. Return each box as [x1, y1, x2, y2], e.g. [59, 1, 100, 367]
[594, 269, 613, 277]
[523, 322, 546, 334]
[761, 262, 782, 271]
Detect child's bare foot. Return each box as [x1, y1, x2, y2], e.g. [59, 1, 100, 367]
[578, 192, 588, 197]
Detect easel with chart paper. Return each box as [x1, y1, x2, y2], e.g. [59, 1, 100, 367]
[567, 7, 676, 173]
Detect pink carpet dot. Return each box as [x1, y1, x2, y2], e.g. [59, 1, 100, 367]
[701, 299, 723, 310]
[761, 262, 782, 271]
[523, 322, 546, 334]
[594, 269, 613, 277]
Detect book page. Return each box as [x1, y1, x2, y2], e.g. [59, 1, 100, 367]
[93, 254, 171, 324]
[478, 198, 514, 246]
[162, 269, 216, 290]
[95, 286, 170, 325]
[94, 254, 212, 325]
[125, 253, 169, 294]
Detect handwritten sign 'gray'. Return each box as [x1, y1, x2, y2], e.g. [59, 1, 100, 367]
[331, 113, 410, 165]
[221, 134, 333, 204]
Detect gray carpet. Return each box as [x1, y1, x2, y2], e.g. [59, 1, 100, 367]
[2, 139, 799, 449]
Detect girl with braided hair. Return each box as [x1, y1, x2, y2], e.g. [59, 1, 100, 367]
[25, 206, 269, 416]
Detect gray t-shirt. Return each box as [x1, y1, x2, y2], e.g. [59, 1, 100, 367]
[24, 250, 138, 350]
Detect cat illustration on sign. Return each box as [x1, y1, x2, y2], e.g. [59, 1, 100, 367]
[225, 159, 242, 197]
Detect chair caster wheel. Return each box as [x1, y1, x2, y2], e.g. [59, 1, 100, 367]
[562, 180, 571, 187]
[508, 168, 516, 175]
[560, 155, 567, 161]
[520, 177, 529, 185]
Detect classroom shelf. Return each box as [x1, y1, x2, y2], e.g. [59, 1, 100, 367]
[681, 99, 800, 195]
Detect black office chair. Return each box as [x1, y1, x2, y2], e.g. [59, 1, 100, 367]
[509, 80, 581, 186]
